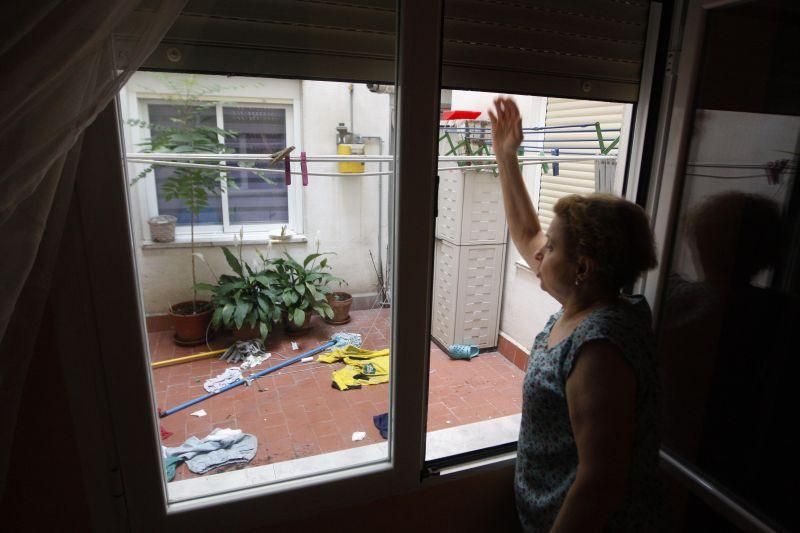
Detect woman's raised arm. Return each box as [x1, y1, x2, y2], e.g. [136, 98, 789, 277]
[488, 97, 546, 268]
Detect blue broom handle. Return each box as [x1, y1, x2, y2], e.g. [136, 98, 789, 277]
[159, 340, 336, 418]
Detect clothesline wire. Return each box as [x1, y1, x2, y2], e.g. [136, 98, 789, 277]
[686, 173, 774, 179]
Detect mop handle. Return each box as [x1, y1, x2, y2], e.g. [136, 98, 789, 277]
[159, 340, 337, 418]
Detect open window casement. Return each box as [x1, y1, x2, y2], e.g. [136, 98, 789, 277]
[67, 0, 672, 528]
[71, 2, 445, 529]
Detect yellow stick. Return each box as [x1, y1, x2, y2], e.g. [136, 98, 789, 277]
[151, 348, 227, 369]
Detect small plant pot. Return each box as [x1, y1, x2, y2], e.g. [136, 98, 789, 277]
[325, 292, 353, 325]
[170, 300, 213, 345]
[148, 215, 177, 243]
[285, 310, 313, 336]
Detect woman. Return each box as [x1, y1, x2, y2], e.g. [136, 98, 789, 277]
[489, 97, 662, 532]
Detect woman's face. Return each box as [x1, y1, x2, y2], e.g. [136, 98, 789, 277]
[534, 216, 578, 303]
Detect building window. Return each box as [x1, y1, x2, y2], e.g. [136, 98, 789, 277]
[141, 100, 293, 234]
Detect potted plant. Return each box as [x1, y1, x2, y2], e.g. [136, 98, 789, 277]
[325, 291, 353, 325]
[196, 243, 281, 341]
[129, 77, 275, 344]
[271, 251, 343, 335]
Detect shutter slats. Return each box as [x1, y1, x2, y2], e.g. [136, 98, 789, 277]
[443, 20, 644, 64]
[541, 182, 595, 195]
[445, 0, 648, 43]
[121, 0, 396, 83]
[442, 0, 650, 102]
[545, 104, 625, 118]
[123, 0, 650, 102]
[537, 98, 626, 228]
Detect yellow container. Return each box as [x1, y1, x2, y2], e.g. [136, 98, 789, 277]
[337, 143, 365, 173]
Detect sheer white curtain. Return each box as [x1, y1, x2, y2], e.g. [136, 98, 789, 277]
[0, 0, 186, 496]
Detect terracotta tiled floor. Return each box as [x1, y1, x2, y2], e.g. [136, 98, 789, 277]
[149, 308, 524, 481]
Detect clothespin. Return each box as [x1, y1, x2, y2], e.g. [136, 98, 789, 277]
[284, 153, 291, 186]
[551, 147, 560, 176]
[269, 146, 295, 167]
[766, 159, 787, 185]
[301, 151, 309, 186]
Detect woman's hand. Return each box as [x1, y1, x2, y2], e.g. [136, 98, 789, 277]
[488, 97, 523, 160]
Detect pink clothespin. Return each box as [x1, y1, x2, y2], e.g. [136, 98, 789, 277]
[300, 151, 309, 186]
[284, 154, 291, 186]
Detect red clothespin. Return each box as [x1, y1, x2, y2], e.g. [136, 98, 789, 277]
[284, 153, 291, 186]
[300, 151, 309, 186]
[766, 159, 787, 185]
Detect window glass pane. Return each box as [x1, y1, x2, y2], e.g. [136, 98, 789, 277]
[120, 67, 397, 502]
[657, 1, 799, 530]
[148, 103, 222, 225]
[115, 0, 400, 501]
[427, 89, 634, 461]
[223, 107, 289, 224]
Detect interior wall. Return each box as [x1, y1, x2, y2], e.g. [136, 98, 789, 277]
[119, 74, 392, 315]
[1, 303, 93, 530]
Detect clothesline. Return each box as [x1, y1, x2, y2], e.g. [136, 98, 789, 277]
[127, 153, 616, 163]
[126, 158, 611, 177]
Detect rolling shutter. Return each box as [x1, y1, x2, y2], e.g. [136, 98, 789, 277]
[442, 0, 651, 103]
[117, 0, 651, 101]
[114, 0, 397, 83]
[537, 97, 626, 229]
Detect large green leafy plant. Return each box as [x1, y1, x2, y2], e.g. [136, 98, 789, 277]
[271, 252, 343, 327]
[196, 245, 281, 340]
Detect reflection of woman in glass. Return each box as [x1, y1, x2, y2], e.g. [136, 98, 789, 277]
[490, 97, 662, 531]
[660, 191, 787, 513]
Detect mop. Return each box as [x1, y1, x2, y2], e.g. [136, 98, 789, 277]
[158, 332, 362, 418]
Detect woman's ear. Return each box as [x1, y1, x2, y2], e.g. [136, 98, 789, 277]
[576, 256, 599, 279]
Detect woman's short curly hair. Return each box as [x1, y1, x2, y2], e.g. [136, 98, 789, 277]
[553, 193, 657, 290]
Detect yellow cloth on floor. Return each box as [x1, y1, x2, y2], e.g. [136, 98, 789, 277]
[318, 346, 390, 391]
[317, 345, 389, 363]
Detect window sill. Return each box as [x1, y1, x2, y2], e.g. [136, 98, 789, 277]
[142, 233, 308, 250]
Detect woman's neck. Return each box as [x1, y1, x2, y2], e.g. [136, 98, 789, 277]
[561, 287, 620, 320]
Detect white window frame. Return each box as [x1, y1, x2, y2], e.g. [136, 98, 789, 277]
[68, 3, 444, 530]
[60, 0, 676, 528]
[124, 91, 303, 240]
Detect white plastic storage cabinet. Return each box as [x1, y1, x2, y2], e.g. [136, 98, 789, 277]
[432, 165, 507, 349]
[436, 169, 508, 245]
[432, 239, 506, 349]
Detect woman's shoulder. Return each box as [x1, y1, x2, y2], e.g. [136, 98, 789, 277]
[556, 296, 655, 380]
[569, 296, 654, 363]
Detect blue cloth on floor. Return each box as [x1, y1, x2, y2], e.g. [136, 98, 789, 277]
[165, 428, 257, 475]
[164, 455, 183, 481]
[332, 332, 362, 349]
[373, 413, 389, 439]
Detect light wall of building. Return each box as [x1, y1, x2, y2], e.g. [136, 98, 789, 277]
[120, 73, 391, 315]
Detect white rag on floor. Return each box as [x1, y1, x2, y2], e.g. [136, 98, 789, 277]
[240, 353, 271, 370]
[204, 367, 242, 393]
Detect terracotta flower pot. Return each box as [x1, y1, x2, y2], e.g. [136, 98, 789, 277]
[170, 300, 213, 345]
[325, 292, 353, 325]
